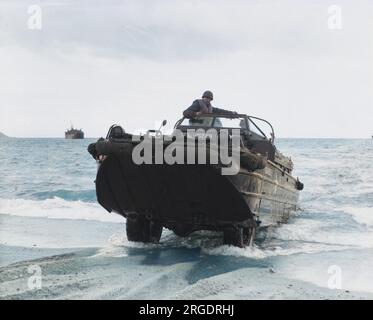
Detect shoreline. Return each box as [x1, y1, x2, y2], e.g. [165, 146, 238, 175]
[1, 245, 372, 300]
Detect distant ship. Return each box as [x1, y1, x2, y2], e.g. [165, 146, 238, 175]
[65, 126, 84, 139]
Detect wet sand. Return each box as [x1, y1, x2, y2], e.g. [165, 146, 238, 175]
[1, 244, 372, 300]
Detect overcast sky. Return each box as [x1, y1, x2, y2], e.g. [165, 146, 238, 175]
[0, 0, 372, 138]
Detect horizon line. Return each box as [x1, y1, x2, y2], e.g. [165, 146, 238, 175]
[1, 136, 372, 140]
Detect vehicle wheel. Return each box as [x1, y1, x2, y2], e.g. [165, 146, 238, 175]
[172, 224, 194, 237]
[243, 226, 256, 246]
[223, 227, 244, 248]
[126, 215, 162, 243]
[223, 226, 256, 247]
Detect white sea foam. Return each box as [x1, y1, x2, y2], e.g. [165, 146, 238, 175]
[107, 228, 350, 259]
[202, 242, 350, 258]
[342, 206, 373, 227]
[0, 197, 123, 223]
[272, 216, 373, 249]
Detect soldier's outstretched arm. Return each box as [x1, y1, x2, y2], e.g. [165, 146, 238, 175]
[212, 107, 238, 115]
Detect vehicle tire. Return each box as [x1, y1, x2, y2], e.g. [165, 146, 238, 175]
[223, 227, 244, 248]
[243, 226, 256, 246]
[240, 152, 266, 171]
[172, 224, 194, 237]
[126, 215, 162, 243]
[223, 226, 256, 247]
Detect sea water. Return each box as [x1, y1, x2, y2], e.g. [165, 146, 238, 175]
[0, 138, 372, 299]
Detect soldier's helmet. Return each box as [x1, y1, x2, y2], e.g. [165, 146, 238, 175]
[202, 90, 213, 101]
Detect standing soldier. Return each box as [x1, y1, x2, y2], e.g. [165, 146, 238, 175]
[183, 90, 237, 118]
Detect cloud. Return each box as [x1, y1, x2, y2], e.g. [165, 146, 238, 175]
[0, 0, 373, 137]
[2, 0, 371, 61]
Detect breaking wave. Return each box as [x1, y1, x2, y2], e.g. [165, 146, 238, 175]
[0, 197, 123, 223]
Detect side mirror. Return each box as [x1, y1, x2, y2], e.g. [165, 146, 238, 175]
[157, 120, 167, 131]
[151, 120, 168, 136]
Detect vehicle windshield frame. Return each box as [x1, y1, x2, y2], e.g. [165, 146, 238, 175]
[174, 113, 275, 141]
[176, 114, 248, 129]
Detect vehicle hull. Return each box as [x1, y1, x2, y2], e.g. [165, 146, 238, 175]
[228, 162, 299, 228]
[95, 152, 299, 234]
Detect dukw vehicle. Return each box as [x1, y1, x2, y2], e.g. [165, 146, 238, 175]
[88, 114, 303, 247]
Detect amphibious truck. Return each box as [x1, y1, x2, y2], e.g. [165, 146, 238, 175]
[88, 114, 303, 247]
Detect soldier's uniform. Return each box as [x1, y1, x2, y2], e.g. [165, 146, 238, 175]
[183, 91, 236, 119]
